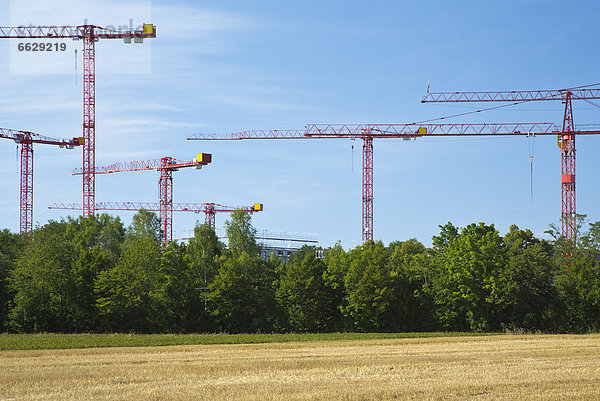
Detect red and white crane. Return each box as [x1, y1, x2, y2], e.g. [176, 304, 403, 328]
[0, 128, 81, 233]
[189, 121, 600, 242]
[421, 87, 600, 239]
[72, 154, 212, 243]
[0, 24, 156, 219]
[48, 201, 264, 230]
[202, 202, 264, 228]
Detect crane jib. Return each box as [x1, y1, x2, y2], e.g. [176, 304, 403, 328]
[0, 24, 156, 39]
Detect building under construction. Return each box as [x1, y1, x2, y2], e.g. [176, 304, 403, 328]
[257, 230, 319, 264]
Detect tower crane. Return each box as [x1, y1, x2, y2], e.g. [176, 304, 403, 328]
[421, 86, 600, 240]
[202, 202, 264, 228]
[48, 201, 264, 230]
[72, 154, 212, 243]
[189, 122, 600, 242]
[0, 23, 156, 219]
[0, 128, 81, 233]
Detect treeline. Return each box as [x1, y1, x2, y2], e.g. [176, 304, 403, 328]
[1, 210, 599, 334]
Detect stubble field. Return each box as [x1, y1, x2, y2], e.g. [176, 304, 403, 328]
[1, 334, 599, 400]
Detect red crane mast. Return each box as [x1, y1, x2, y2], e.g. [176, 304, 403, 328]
[0, 24, 156, 219]
[48, 202, 264, 230]
[0, 128, 81, 233]
[421, 87, 600, 239]
[189, 122, 600, 242]
[72, 154, 212, 243]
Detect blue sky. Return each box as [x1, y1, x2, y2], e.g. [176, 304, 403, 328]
[1, 0, 599, 248]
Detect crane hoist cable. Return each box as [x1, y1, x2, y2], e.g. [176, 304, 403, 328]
[413, 79, 600, 123]
[74, 49, 78, 86]
[582, 98, 600, 110]
[411, 101, 523, 124]
[351, 138, 355, 173]
[527, 134, 535, 202]
[568, 81, 600, 89]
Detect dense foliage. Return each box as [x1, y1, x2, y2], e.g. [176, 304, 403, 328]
[2, 210, 600, 334]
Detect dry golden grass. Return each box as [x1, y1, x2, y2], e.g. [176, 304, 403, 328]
[1, 334, 600, 400]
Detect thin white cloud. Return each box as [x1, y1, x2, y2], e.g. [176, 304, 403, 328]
[150, 4, 256, 40]
[9, 0, 152, 29]
[209, 94, 317, 113]
[100, 117, 200, 130]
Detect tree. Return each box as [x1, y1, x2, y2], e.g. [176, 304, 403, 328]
[432, 222, 459, 252]
[209, 252, 281, 333]
[322, 242, 349, 330]
[126, 209, 161, 244]
[343, 240, 394, 332]
[162, 223, 225, 331]
[65, 214, 125, 252]
[544, 214, 587, 257]
[387, 239, 436, 331]
[224, 209, 260, 256]
[498, 225, 557, 331]
[9, 221, 76, 332]
[577, 219, 600, 257]
[208, 210, 282, 333]
[553, 219, 600, 332]
[95, 236, 164, 332]
[187, 223, 224, 293]
[92, 209, 165, 331]
[0, 229, 23, 332]
[554, 255, 600, 332]
[157, 241, 202, 332]
[69, 245, 112, 331]
[277, 246, 339, 332]
[429, 223, 506, 331]
[0, 249, 11, 331]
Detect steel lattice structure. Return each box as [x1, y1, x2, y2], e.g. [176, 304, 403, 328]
[189, 122, 600, 242]
[190, 122, 563, 140]
[159, 158, 174, 243]
[421, 88, 600, 103]
[20, 140, 33, 234]
[0, 24, 156, 219]
[48, 202, 263, 230]
[72, 154, 212, 243]
[561, 93, 576, 240]
[0, 128, 81, 233]
[421, 87, 600, 240]
[362, 137, 373, 242]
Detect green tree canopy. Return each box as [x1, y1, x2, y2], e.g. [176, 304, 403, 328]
[209, 252, 281, 333]
[498, 225, 557, 331]
[387, 239, 436, 331]
[0, 229, 23, 331]
[95, 235, 164, 332]
[430, 223, 505, 331]
[343, 240, 394, 332]
[277, 246, 339, 332]
[187, 223, 224, 285]
[224, 209, 260, 256]
[9, 221, 75, 332]
[553, 218, 600, 332]
[126, 209, 161, 244]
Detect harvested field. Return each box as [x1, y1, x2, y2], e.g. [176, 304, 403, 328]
[1, 334, 599, 400]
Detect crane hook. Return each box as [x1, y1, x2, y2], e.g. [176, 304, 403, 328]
[350, 138, 356, 173]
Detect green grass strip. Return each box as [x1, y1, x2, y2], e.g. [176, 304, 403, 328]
[0, 332, 499, 351]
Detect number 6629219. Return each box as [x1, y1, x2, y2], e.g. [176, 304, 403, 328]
[18, 43, 67, 51]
